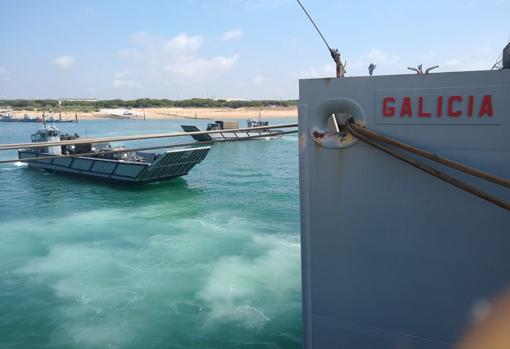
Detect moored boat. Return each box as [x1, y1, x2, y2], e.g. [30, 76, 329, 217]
[45, 115, 74, 123]
[22, 114, 42, 122]
[18, 125, 210, 183]
[0, 113, 43, 122]
[0, 113, 16, 122]
[181, 119, 284, 142]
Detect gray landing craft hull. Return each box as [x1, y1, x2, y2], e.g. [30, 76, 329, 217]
[181, 125, 284, 142]
[299, 70, 510, 349]
[18, 146, 210, 183]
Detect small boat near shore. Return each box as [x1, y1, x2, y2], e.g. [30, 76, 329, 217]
[106, 109, 140, 119]
[0, 113, 16, 122]
[45, 115, 74, 123]
[22, 114, 42, 122]
[181, 119, 284, 142]
[0, 113, 40, 122]
[18, 125, 210, 183]
[0, 113, 74, 123]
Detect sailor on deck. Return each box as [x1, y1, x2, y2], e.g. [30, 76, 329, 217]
[330, 48, 346, 78]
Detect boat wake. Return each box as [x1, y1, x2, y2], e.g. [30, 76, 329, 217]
[0, 162, 27, 171]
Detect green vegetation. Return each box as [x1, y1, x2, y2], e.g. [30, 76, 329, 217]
[0, 98, 298, 112]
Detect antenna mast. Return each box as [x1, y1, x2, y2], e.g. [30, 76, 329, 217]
[296, 0, 346, 77]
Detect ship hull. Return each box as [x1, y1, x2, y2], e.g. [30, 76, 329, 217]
[18, 146, 210, 183]
[299, 70, 510, 348]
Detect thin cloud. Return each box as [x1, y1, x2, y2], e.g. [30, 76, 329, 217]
[54, 56, 75, 69]
[296, 63, 335, 79]
[348, 49, 401, 75]
[253, 75, 269, 84]
[112, 70, 140, 89]
[115, 70, 132, 79]
[438, 45, 499, 72]
[365, 49, 400, 65]
[164, 55, 238, 78]
[119, 32, 239, 81]
[112, 79, 138, 89]
[222, 29, 243, 41]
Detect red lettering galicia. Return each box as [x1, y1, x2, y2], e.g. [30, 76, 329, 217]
[379, 94, 496, 120]
[400, 97, 412, 117]
[467, 96, 474, 117]
[437, 96, 443, 117]
[382, 97, 396, 117]
[418, 96, 431, 117]
[479, 95, 493, 117]
[448, 96, 463, 117]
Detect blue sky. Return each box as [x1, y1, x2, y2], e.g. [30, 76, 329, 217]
[0, 0, 509, 99]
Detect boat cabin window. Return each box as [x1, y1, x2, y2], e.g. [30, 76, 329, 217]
[31, 129, 61, 142]
[91, 143, 112, 152]
[31, 131, 46, 142]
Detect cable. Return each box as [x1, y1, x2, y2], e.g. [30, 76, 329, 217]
[296, 0, 332, 53]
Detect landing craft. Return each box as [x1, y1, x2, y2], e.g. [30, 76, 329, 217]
[181, 119, 285, 142]
[17, 125, 211, 183]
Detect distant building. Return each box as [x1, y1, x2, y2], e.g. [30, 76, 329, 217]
[61, 98, 99, 102]
[212, 97, 245, 101]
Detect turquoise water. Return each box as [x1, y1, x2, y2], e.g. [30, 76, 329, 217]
[0, 119, 301, 349]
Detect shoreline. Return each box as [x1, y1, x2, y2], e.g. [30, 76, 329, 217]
[8, 106, 297, 121]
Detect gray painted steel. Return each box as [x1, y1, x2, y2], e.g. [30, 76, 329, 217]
[504, 42, 510, 69]
[18, 146, 210, 183]
[181, 125, 213, 141]
[299, 70, 510, 348]
[180, 125, 284, 142]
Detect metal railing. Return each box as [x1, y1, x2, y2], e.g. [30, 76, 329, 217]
[0, 123, 299, 164]
[0, 123, 298, 151]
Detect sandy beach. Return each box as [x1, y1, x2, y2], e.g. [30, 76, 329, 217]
[10, 106, 297, 121]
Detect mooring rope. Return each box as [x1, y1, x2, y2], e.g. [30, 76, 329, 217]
[346, 119, 510, 212]
[349, 121, 510, 189]
[0, 123, 298, 151]
[0, 130, 298, 164]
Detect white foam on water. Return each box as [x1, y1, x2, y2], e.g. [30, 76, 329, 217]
[16, 241, 160, 346]
[281, 136, 298, 142]
[59, 208, 136, 225]
[234, 306, 271, 329]
[0, 162, 27, 171]
[198, 234, 301, 329]
[65, 321, 133, 348]
[170, 301, 203, 315]
[3, 189, 300, 347]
